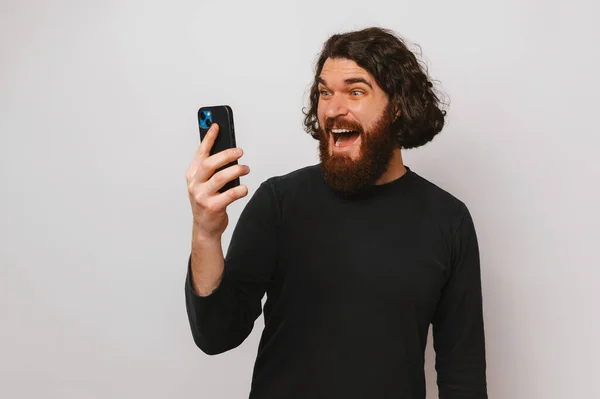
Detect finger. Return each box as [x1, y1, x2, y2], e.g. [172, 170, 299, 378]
[208, 164, 251, 194]
[195, 147, 244, 183]
[202, 148, 244, 179]
[209, 184, 249, 210]
[199, 123, 219, 158]
[187, 123, 221, 183]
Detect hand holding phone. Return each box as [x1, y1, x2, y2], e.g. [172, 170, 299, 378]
[198, 105, 241, 193]
[186, 105, 250, 239]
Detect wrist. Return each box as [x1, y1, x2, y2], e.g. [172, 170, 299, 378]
[192, 224, 221, 245]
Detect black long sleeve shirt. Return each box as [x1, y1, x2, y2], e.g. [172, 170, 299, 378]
[185, 165, 488, 398]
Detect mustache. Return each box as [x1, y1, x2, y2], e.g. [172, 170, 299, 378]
[324, 117, 363, 132]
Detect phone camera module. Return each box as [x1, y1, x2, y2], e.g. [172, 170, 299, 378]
[200, 110, 213, 129]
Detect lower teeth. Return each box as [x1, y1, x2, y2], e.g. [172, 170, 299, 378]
[335, 138, 341, 147]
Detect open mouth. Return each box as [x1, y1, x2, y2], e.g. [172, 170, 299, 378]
[330, 128, 360, 148]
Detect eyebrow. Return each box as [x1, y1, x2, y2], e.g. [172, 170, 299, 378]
[318, 77, 373, 89]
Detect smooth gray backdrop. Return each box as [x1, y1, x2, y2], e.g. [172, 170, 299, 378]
[2, 0, 599, 398]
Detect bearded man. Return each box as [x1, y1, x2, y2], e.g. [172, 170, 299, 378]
[184, 26, 488, 399]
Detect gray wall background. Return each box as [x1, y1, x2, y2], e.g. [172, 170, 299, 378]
[2, 0, 599, 398]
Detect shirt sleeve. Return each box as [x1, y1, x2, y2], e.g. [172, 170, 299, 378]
[184, 179, 279, 355]
[432, 207, 488, 398]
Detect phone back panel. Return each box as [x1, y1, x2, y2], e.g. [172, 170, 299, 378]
[197, 105, 239, 193]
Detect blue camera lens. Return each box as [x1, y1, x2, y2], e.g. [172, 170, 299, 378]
[200, 110, 213, 129]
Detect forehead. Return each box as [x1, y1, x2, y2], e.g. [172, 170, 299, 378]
[319, 58, 375, 85]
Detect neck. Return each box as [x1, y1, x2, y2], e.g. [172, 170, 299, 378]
[376, 148, 406, 185]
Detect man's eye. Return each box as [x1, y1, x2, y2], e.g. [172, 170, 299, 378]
[319, 90, 331, 96]
[351, 90, 363, 96]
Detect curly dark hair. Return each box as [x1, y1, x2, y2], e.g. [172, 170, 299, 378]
[303, 27, 448, 149]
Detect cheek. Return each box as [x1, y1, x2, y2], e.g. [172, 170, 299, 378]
[347, 106, 368, 129]
[359, 103, 386, 131]
[317, 103, 326, 125]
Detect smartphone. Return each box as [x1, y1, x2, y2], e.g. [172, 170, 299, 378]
[197, 105, 240, 193]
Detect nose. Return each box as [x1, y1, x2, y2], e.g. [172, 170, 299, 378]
[324, 94, 349, 119]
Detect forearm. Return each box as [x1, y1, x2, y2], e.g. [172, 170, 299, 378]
[434, 207, 488, 397]
[184, 180, 277, 355]
[184, 243, 261, 355]
[190, 223, 225, 297]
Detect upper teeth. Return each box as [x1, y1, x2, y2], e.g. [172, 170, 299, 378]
[331, 129, 353, 134]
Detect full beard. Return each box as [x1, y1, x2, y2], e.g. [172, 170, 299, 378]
[318, 105, 398, 196]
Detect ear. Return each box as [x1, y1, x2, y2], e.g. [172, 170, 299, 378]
[389, 97, 401, 118]
[393, 104, 401, 120]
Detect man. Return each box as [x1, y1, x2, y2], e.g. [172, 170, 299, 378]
[185, 27, 488, 398]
